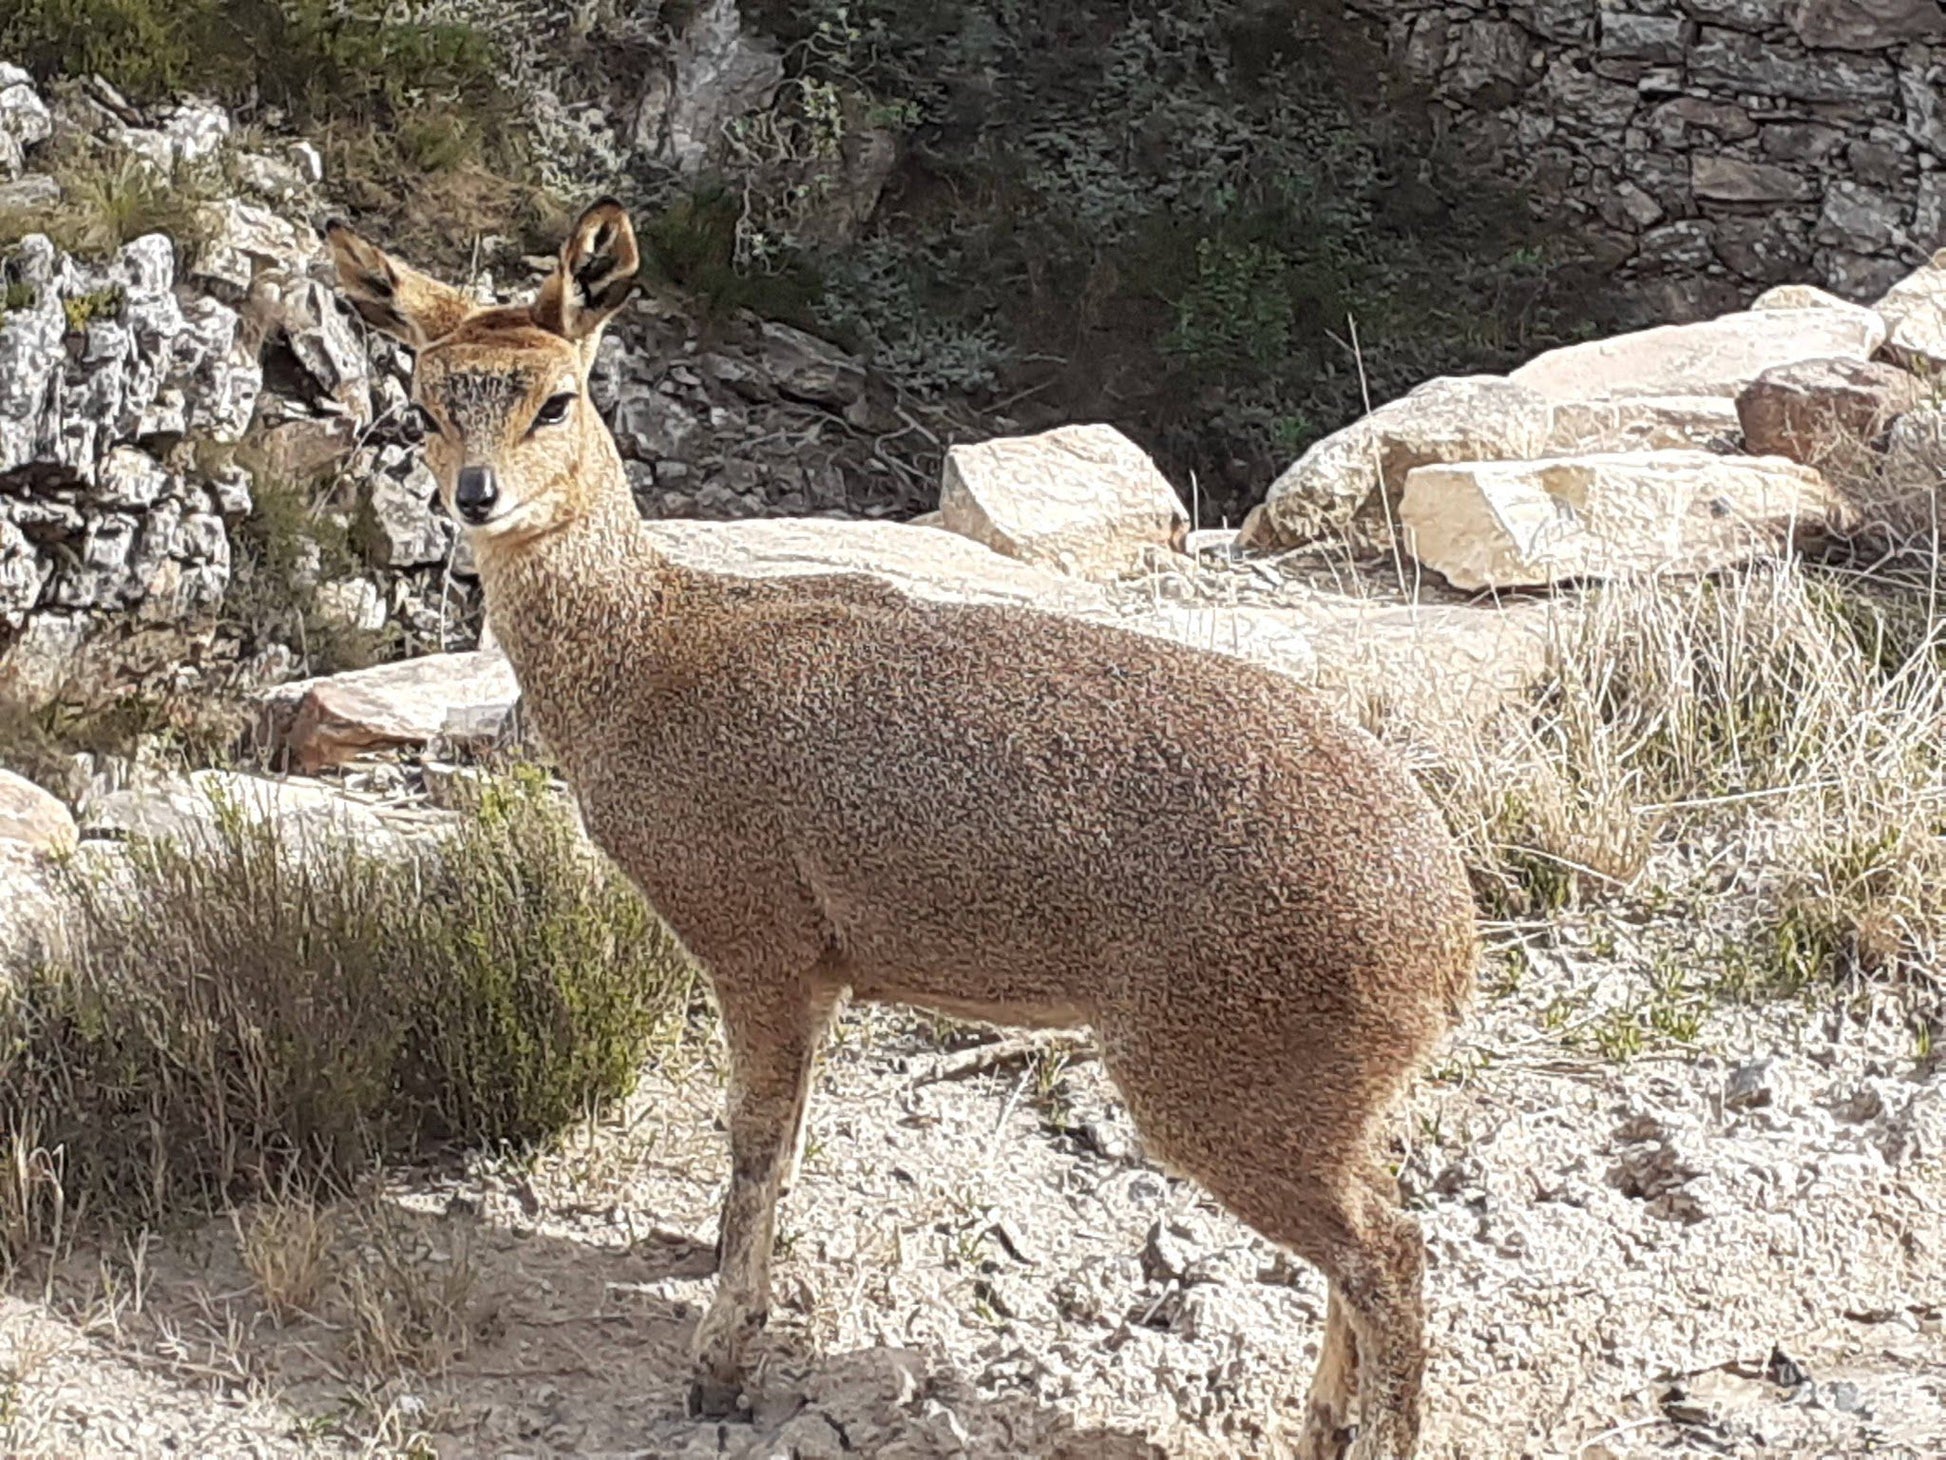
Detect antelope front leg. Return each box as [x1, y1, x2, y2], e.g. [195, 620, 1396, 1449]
[687, 989, 825, 1417]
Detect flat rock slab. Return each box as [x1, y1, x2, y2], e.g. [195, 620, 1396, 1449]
[1297, 594, 1570, 731]
[1399, 450, 1841, 590]
[0, 768, 76, 854]
[644, 516, 1110, 613]
[257, 651, 520, 773]
[83, 769, 456, 849]
[938, 423, 1188, 579]
[1094, 602, 1318, 682]
[1508, 305, 1886, 402]
[1242, 375, 1554, 549]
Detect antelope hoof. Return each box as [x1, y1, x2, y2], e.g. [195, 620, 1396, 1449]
[1294, 1416, 1356, 1460]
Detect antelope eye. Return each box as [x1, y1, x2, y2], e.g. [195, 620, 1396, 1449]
[533, 392, 576, 428]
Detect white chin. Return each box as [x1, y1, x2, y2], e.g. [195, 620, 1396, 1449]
[466, 502, 545, 540]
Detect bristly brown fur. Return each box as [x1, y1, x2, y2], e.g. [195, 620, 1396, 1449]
[327, 202, 1480, 1460]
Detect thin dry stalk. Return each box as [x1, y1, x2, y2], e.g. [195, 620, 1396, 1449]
[233, 1185, 335, 1323]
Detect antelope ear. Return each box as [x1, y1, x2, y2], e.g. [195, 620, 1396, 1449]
[323, 218, 474, 348]
[534, 197, 639, 342]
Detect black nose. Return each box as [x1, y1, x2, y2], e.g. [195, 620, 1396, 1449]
[454, 465, 498, 525]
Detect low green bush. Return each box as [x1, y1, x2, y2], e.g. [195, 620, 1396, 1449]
[0, 766, 696, 1247]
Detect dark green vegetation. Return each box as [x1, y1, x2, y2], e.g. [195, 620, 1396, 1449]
[0, 767, 696, 1252]
[734, 0, 1586, 518]
[4, 0, 1585, 510]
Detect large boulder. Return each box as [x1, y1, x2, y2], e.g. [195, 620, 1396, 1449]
[0, 65, 53, 176]
[1507, 305, 1886, 402]
[0, 840, 76, 974]
[1240, 376, 1554, 549]
[1096, 603, 1318, 682]
[644, 517, 1110, 613]
[1882, 406, 1946, 491]
[354, 445, 452, 568]
[1872, 251, 1946, 372]
[938, 424, 1189, 579]
[1544, 397, 1742, 454]
[256, 651, 521, 773]
[1399, 451, 1842, 590]
[0, 770, 77, 854]
[1736, 357, 1926, 466]
[1300, 596, 1572, 731]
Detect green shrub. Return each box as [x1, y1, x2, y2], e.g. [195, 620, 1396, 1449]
[0, 766, 695, 1246]
[60, 285, 121, 333]
[0, 0, 540, 271]
[642, 185, 825, 324]
[0, 0, 501, 130]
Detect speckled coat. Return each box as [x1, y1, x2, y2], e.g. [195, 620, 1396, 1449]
[328, 199, 1480, 1459]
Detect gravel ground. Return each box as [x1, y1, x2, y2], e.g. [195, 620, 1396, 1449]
[5, 931, 1941, 1458]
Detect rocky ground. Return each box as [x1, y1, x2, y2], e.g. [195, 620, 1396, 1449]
[2, 954, 1941, 1459]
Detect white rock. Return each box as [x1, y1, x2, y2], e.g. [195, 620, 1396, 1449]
[1544, 396, 1743, 454]
[233, 150, 306, 201]
[111, 127, 175, 174]
[1725, 1058, 1791, 1113]
[1750, 283, 1859, 312]
[1298, 594, 1570, 730]
[939, 423, 1188, 579]
[84, 769, 452, 851]
[288, 140, 324, 183]
[1103, 603, 1318, 681]
[358, 447, 452, 567]
[283, 279, 372, 423]
[1871, 249, 1946, 371]
[1242, 376, 1555, 548]
[91, 446, 171, 510]
[188, 198, 320, 302]
[0, 769, 76, 854]
[313, 577, 387, 632]
[0, 78, 53, 156]
[1399, 450, 1842, 590]
[0, 172, 58, 209]
[1508, 305, 1886, 402]
[643, 516, 1108, 614]
[0, 517, 47, 626]
[160, 101, 230, 165]
[0, 236, 67, 475]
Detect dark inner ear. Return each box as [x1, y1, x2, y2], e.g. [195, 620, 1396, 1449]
[571, 250, 633, 315]
[345, 295, 410, 335]
[335, 248, 410, 333]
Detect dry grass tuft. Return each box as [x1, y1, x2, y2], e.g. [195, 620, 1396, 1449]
[1417, 555, 1946, 1038]
[337, 1203, 478, 1379]
[232, 1185, 334, 1323]
[0, 138, 219, 258]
